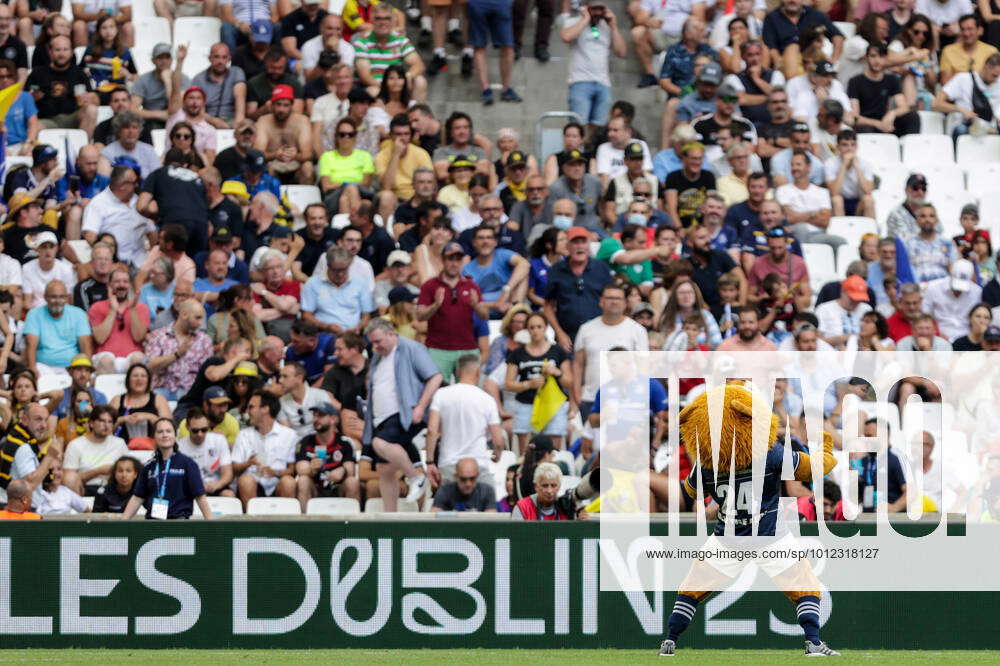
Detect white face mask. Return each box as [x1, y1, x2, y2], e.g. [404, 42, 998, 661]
[552, 215, 573, 230]
[628, 214, 647, 227]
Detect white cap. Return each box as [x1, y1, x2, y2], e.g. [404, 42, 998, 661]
[950, 258, 974, 292]
[387, 249, 412, 266]
[34, 231, 58, 247]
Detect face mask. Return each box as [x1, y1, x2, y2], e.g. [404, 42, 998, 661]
[628, 214, 647, 227]
[78, 401, 91, 414]
[553, 215, 573, 230]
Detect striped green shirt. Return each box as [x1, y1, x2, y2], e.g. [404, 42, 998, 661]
[355, 32, 415, 81]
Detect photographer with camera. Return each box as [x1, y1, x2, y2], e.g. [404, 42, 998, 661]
[511, 461, 600, 520]
[301, 14, 356, 81]
[560, 0, 625, 136]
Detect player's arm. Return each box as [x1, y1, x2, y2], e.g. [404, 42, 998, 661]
[794, 431, 838, 481]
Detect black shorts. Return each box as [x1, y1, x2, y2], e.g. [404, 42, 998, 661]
[362, 414, 423, 466]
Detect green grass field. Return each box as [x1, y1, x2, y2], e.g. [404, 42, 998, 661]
[3, 650, 1000, 664]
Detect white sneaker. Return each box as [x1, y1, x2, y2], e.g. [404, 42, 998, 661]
[405, 474, 427, 502]
[805, 641, 841, 657]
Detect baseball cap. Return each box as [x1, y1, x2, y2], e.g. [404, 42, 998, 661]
[270, 84, 294, 102]
[387, 249, 412, 266]
[250, 19, 273, 43]
[448, 154, 475, 170]
[562, 149, 587, 164]
[233, 361, 259, 377]
[441, 241, 465, 257]
[35, 231, 58, 247]
[388, 285, 417, 305]
[235, 118, 255, 134]
[566, 226, 590, 241]
[717, 81, 740, 99]
[270, 225, 292, 239]
[32, 144, 58, 166]
[814, 60, 836, 76]
[67, 354, 94, 369]
[211, 226, 233, 242]
[242, 149, 267, 173]
[310, 402, 339, 416]
[506, 150, 528, 167]
[631, 302, 654, 317]
[221, 180, 250, 200]
[906, 173, 927, 189]
[7, 192, 37, 217]
[792, 122, 810, 134]
[203, 386, 231, 404]
[112, 155, 142, 179]
[152, 43, 172, 58]
[950, 258, 974, 292]
[623, 142, 644, 161]
[985, 325, 1000, 342]
[765, 226, 789, 239]
[697, 62, 722, 85]
[183, 85, 206, 100]
[348, 88, 374, 104]
[961, 203, 980, 219]
[842, 274, 869, 302]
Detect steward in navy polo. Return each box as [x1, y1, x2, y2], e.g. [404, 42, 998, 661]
[133, 449, 206, 519]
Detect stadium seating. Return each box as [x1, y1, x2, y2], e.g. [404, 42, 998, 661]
[131, 450, 155, 465]
[217, 129, 236, 153]
[203, 496, 243, 517]
[38, 128, 89, 170]
[857, 133, 900, 166]
[913, 163, 965, 194]
[836, 244, 860, 278]
[965, 162, 1000, 199]
[956, 135, 1000, 164]
[493, 450, 517, 487]
[364, 498, 420, 513]
[559, 475, 580, 495]
[828, 216, 878, 250]
[306, 497, 361, 515]
[95, 374, 127, 400]
[935, 192, 978, 237]
[872, 189, 902, 228]
[131, 0, 155, 18]
[38, 373, 72, 394]
[282, 185, 323, 214]
[917, 110, 945, 135]
[247, 497, 302, 515]
[801, 244, 836, 294]
[901, 135, 954, 164]
[174, 17, 223, 48]
[151, 129, 166, 157]
[133, 17, 172, 54]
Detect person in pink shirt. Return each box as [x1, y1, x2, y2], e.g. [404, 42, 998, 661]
[716, 305, 777, 351]
[135, 225, 198, 291]
[89, 268, 151, 375]
[748, 226, 812, 311]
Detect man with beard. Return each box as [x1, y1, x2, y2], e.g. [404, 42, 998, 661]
[177, 406, 235, 497]
[747, 226, 811, 310]
[716, 305, 777, 351]
[214, 119, 257, 181]
[246, 47, 304, 120]
[254, 84, 314, 185]
[292, 402, 359, 511]
[89, 268, 150, 375]
[191, 42, 247, 127]
[776, 150, 842, 254]
[25, 35, 97, 136]
[509, 175, 553, 242]
[700, 193, 739, 262]
[99, 111, 161, 182]
[739, 199, 803, 274]
[179, 387, 242, 447]
[684, 223, 746, 308]
[293, 204, 338, 280]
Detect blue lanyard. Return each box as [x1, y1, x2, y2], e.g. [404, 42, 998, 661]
[154, 458, 172, 499]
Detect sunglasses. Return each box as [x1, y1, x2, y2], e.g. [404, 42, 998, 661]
[719, 96, 739, 103]
[190, 427, 209, 434]
[526, 186, 546, 192]
[173, 133, 193, 139]
[338, 131, 357, 138]
[909, 184, 927, 191]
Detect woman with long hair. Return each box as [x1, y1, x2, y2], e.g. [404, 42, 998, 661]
[953, 303, 993, 351]
[888, 14, 937, 110]
[318, 117, 376, 214]
[166, 121, 207, 169]
[377, 64, 412, 117]
[55, 387, 95, 446]
[381, 287, 425, 341]
[109, 363, 172, 447]
[486, 303, 530, 374]
[505, 312, 573, 451]
[93, 455, 142, 513]
[658, 280, 722, 349]
[82, 14, 136, 101]
[413, 216, 456, 285]
[208, 284, 266, 349]
[720, 17, 751, 74]
[123, 418, 213, 520]
[0, 369, 61, 431]
[856, 310, 895, 351]
[527, 227, 567, 308]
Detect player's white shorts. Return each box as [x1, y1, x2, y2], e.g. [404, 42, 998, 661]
[700, 532, 801, 579]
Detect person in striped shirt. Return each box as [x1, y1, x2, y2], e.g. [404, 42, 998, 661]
[355, 4, 427, 103]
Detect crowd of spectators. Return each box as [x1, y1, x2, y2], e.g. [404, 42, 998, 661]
[0, 0, 999, 521]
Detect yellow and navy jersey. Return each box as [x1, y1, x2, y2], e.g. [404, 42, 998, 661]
[684, 444, 797, 537]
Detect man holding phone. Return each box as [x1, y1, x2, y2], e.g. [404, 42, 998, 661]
[560, 0, 626, 133]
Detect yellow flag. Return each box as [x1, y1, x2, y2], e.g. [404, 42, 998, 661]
[530, 374, 567, 432]
[0, 82, 22, 119]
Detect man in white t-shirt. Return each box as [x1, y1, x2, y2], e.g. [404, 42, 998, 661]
[788, 60, 853, 123]
[425, 354, 503, 487]
[932, 52, 1000, 138]
[177, 407, 234, 496]
[923, 258, 983, 341]
[573, 282, 649, 415]
[776, 150, 845, 254]
[231, 391, 298, 509]
[595, 115, 654, 187]
[815, 275, 873, 349]
[300, 14, 356, 78]
[278, 361, 337, 438]
[823, 128, 874, 218]
[21, 232, 76, 311]
[62, 405, 128, 496]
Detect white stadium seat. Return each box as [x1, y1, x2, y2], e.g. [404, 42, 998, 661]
[493, 450, 517, 487]
[131, 0, 155, 18]
[151, 128, 166, 157]
[364, 498, 420, 513]
[917, 110, 945, 135]
[133, 17, 172, 50]
[38, 128, 88, 170]
[94, 373, 127, 400]
[487, 319, 502, 344]
[872, 189, 902, 230]
[205, 496, 244, 517]
[834, 21, 856, 38]
[247, 497, 302, 515]
[908, 163, 965, 196]
[933, 192, 977, 238]
[177, 45, 211, 80]
[977, 197, 1000, 241]
[67, 239, 91, 263]
[802, 244, 836, 294]
[80, 496, 95, 512]
[174, 17, 223, 47]
[828, 216, 878, 250]
[96, 105, 113, 125]
[73, 45, 85, 65]
[306, 497, 361, 515]
[282, 184, 322, 213]
[559, 475, 581, 496]
[956, 134, 1000, 164]
[965, 162, 1000, 199]
[872, 163, 905, 194]
[216, 129, 235, 152]
[38, 373, 71, 395]
[857, 133, 900, 165]
[836, 244, 860, 278]
[901, 134, 954, 164]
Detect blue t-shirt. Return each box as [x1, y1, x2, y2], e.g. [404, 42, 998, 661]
[139, 282, 175, 317]
[4, 92, 37, 145]
[234, 173, 282, 199]
[23, 304, 90, 368]
[133, 451, 206, 519]
[193, 277, 238, 318]
[462, 248, 515, 302]
[285, 332, 336, 383]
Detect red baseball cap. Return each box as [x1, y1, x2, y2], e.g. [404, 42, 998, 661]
[567, 226, 590, 241]
[271, 84, 294, 102]
[183, 85, 205, 100]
